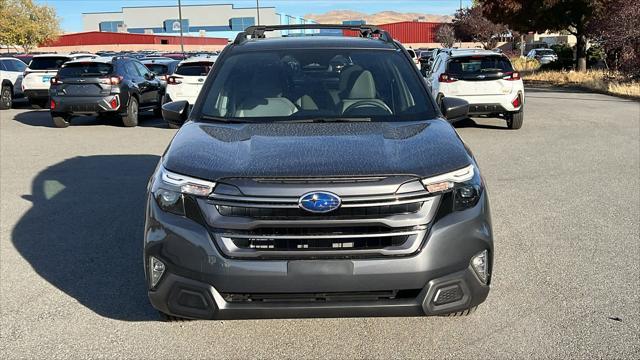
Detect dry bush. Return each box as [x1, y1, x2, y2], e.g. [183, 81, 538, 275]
[526, 70, 640, 98]
[510, 57, 540, 72]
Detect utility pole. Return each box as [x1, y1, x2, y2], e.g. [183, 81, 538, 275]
[256, 0, 260, 25]
[178, 0, 185, 55]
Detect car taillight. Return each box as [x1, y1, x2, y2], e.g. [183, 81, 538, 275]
[503, 71, 521, 81]
[50, 99, 56, 109]
[99, 76, 123, 85]
[109, 95, 120, 110]
[438, 73, 458, 83]
[512, 94, 521, 108]
[167, 76, 182, 85]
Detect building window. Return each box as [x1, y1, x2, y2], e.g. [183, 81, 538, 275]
[99, 21, 124, 32]
[229, 17, 255, 31]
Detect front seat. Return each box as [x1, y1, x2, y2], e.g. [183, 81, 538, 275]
[235, 69, 298, 117]
[339, 70, 392, 116]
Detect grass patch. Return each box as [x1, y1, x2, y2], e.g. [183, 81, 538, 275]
[525, 70, 640, 99]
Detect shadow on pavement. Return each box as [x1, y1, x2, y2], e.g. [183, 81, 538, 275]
[525, 86, 635, 102]
[12, 155, 161, 321]
[453, 117, 508, 130]
[13, 110, 169, 128]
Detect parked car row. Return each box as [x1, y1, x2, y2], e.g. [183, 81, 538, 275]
[0, 51, 218, 128]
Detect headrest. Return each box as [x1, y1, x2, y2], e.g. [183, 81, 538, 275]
[348, 70, 376, 99]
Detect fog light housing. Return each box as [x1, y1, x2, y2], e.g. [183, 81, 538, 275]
[470, 250, 489, 284]
[149, 256, 166, 289]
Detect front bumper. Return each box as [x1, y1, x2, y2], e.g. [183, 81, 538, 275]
[144, 189, 493, 319]
[50, 95, 122, 115]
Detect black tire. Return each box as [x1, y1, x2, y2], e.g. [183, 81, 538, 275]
[1, 85, 12, 110]
[52, 113, 71, 128]
[153, 93, 164, 118]
[441, 306, 478, 317]
[507, 109, 524, 130]
[121, 97, 139, 127]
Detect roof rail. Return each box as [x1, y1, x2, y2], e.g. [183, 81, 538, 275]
[233, 24, 393, 45]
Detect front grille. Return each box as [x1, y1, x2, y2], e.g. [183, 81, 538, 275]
[215, 225, 428, 259]
[208, 189, 431, 220]
[230, 235, 409, 251]
[217, 202, 422, 219]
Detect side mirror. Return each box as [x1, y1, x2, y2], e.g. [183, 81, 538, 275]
[162, 100, 189, 127]
[144, 72, 155, 80]
[441, 97, 469, 123]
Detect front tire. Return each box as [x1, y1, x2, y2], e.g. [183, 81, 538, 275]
[121, 97, 139, 127]
[52, 113, 71, 128]
[1, 85, 12, 110]
[507, 108, 524, 130]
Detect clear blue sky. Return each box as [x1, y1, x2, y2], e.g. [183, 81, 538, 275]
[36, 0, 471, 33]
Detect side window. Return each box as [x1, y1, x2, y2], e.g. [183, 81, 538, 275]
[431, 56, 442, 74]
[0, 60, 6, 71]
[9, 59, 26, 72]
[124, 61, 140, 78]
[133, 62, 150, 77]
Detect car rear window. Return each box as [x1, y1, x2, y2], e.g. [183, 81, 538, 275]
[175, 62, 213, 76]
[536, 49, 555, 55]
[28, 56, 71, 70]
[58, 62, 113, 78]
[447, 55, 513, 77]
[145, 63, 169, 75]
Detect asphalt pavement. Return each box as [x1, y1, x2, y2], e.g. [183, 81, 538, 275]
[1, 87, 638, 358]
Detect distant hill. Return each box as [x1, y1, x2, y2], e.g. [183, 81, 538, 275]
[303, 10, 453, 25]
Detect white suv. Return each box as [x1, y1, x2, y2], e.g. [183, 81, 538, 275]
[164, 57, 216, 107]
[22, 53, 95, 108]
[426, 49, 525, 129]
[0, 57, 27, 110]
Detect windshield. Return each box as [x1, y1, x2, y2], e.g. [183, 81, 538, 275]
[447, 55, 513, 76]
[200, 49, 435, 122]
[175, 62, 213, 76]
[58, 62, 113, 78]
[29, 56, 70, 70]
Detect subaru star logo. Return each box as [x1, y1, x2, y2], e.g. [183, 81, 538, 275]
[298, 191, 341, 213]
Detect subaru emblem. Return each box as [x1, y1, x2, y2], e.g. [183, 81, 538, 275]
[298, 191, 341, 213]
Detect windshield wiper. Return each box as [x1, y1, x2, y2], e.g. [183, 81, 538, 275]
[200, 115, 261, 123]
[282, 117, 372, 123]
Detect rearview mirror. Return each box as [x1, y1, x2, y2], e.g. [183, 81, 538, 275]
[441, 97, 469, 123]
[162, 100, 189, 127]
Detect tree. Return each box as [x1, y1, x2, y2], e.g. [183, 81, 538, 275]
[453, 6, 507, 50]
[588, 0, 640, 76]
[0, 0, 60, 53]
[436, 24, 456, 48]
[479, 0, 606, 72]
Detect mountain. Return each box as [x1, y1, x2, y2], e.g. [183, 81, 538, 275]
[303, 10, 453, 25]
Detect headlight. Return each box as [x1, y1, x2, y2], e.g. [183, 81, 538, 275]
[422, 164, 482, 211]
[152, 166, 216, 215]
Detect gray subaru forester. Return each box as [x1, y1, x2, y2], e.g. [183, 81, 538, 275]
[145, 25, 492, 320]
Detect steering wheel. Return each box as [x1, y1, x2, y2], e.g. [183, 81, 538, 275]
[343, 100, 392, 116]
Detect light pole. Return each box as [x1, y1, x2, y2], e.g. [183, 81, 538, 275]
[256, 0, 260, 25]
[178, 0, 185, 55]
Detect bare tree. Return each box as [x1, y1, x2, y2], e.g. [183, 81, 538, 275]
[453, 6, 507, 50]
[436, 24, 456, 48]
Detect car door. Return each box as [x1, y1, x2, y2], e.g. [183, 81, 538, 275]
[123, 60, 147, 105]
[133, 61, 160, 106]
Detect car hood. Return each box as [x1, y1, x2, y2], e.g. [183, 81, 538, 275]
[162, 120, 472, 180]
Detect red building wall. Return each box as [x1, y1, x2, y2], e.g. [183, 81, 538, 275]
[378, 22, 440, 43]
[44, 31, 228, 47]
